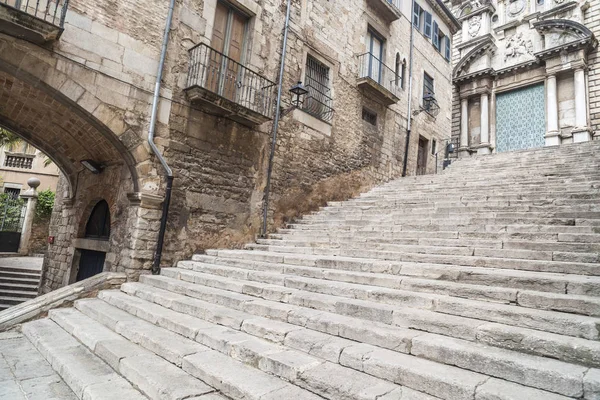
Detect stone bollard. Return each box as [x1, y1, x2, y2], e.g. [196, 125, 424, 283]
[18, 177, 41, 255]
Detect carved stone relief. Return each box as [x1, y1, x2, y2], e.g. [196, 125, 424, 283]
[507, 0, 526, 18]
[503, 33, 534, 62]
[468, 15, 482, 37]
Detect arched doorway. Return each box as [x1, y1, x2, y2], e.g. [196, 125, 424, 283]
[76, 200, 110, 281]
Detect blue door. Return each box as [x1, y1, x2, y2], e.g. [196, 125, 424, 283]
[495, 83, 546, 153]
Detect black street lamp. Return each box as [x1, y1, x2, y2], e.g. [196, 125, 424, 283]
[289, 81, 309, 108]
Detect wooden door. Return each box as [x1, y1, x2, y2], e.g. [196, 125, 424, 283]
[416, 137, 428, 176]
[367, 31, 383, 84]
[210, 2, 246, 101]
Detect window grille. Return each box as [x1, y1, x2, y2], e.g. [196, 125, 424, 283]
[3, 188, 20, 200]
[302, 56, 334, 122]
[362, 108, 377, 126]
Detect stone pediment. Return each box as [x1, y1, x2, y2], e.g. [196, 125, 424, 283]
[533, 19, 597, 57]
[453, 38, 496, 80]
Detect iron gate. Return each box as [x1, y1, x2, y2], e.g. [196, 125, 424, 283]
[0, 195, 26, 253]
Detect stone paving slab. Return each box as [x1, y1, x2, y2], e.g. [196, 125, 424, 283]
[0, 331, 77, 400]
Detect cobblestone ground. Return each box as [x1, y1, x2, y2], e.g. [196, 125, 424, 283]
[0, 331, 76, 400]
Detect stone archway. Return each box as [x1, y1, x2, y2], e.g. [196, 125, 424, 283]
[0, 34, 165, 293]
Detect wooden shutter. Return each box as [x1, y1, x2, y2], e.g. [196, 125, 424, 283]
[433, 21, 440, 50]
[212, 2, 229, 54]
[424, 12, 432, 38]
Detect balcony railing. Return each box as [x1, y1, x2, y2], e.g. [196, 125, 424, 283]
[301, 84, 334, 123]
[186, 43, 277, 126]
[1, 0, 68, 26]
[357, 52, 401, 105]
[4, 154, 33, 169]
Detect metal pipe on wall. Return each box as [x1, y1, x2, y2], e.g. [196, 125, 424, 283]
[402, 0, 416, 177]
[148, 0, 176, 275]
[261, 0, 293, 237]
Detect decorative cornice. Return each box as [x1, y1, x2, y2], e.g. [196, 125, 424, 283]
[457, 33, 494, 50]
[533, 18, 597, 57]
[453, 38, 495, 79]
[537, 1, 578, 20]
[458, 4, 496, 22]
[427, 0, 462, 32]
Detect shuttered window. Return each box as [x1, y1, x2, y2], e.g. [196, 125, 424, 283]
[432, 21, 440, 50]
[413, 2, 421, 29]
[423, 12, 432, 38]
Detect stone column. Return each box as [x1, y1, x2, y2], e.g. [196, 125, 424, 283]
[459, 98, 470, 156]
[478, 93, 491, 155]
[545, 74, 561, 146]
[18, 177, 40, 255]
[572, 68, 591, 143]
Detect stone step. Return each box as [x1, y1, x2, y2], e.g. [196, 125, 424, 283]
[190, 254, 600, 296]
[179, 260, 600, 317]
[104, 286, 587, 399]
[212, 248, 600, 277]
[160, 267, 600, 338]
[0, 270, 41, 280]
[0, 282, 39, 292]
[20, 318, 149, 399]
[75, 297, 411, 400]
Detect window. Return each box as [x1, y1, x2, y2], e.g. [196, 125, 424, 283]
[302, 55, 333, 122]
[423, 12, 432, 38]
[3, 187, 20, 200]
[395, 53, 401, 86]
[444, 36, 451, 61]
[413, 2, 422, 29]
[423, 72, 435, 110]
[401, 59, 406, 89]
[365, 29, 385, 84]
[432, 139, 437, 155]
[362, 108, 377, 126]
[432, 21, 440, 50]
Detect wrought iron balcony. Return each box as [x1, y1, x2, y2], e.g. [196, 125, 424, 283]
[4, 154, 34, 169]
[0, 0, 68, 43]
[366, 0, 402, 22]
[357, 53, 401, 106]
[185, 43, 277, 127]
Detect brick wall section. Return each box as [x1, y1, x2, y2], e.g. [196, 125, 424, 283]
[585, 0, 600, 136]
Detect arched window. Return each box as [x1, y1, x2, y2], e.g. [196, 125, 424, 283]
[401, 59, 407, 89]
[395, 53, 401, 86]
[85, 200, 111, 239]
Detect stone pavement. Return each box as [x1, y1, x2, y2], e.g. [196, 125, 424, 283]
[0, 257, 43, 271]
[4, 140, 600, 400]
[0, 331, 76, 400]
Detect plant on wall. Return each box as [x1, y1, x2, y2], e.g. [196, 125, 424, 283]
[35, 189, 55, 222]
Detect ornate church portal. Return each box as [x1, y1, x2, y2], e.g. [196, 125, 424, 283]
[495, 83, 546, 153]
[451, 0, 597, 156]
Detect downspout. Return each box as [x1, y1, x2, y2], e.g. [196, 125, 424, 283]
[148, 0, 175, 275]
[402, 0, 416, 177]
[261, 0, 293, 237]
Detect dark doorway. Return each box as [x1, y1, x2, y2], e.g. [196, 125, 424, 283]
[416, 137, 429, 176]
[76, 200, 110, 282]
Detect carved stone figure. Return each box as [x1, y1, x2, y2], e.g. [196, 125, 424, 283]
[468, 15, 482, 38]
[504, 33, 534, 62]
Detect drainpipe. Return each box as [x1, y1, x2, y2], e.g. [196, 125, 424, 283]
[148, 0, 175, 275]
[402, 0, 416, 177]
[261, 0, 292, 237]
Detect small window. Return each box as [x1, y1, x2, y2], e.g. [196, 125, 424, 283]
[432, 21, 440, 50]
[444, 36, 451, 61]
[491, 14, 499, 23]
[3, 187, 20, 200]
[413, 2, 422, 29]
[432, 139, 437, 155]
[395, 53, 401, 86]
[401, 59, 407, 89]
[362, 108, 377, 126]
[423, 72, 434, 96]
[423, 12, 432, 38]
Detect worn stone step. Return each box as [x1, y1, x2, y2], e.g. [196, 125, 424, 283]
[179, 260, 600, 317]
[114, 281, 600, 399]
[162, 266, 600, 336]
[103, 287, 588, 399]
[20, 318, 148, 400]
[191, 254, 600, 297]
[80, 296, 416, 400]
[211, 248, 600, 277]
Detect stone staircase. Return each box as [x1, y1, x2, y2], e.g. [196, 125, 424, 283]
[0, 264, 40, 311]
[11, 140, 600, 400]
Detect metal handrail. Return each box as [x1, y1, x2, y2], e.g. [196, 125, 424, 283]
[0, 0, 69, 28]
[187, 43, 277, 119]
[358, 52, 402, 98]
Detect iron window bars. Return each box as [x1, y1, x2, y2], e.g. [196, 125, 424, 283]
[187, 43, 277, 120]
[0, 0, 69, 27]
[302, 56, 334, 123]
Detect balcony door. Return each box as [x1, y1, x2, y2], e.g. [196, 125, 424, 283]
[211, 1, 247, 101]
[366, 30, 384, 84]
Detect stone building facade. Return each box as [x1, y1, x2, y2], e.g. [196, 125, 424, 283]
[0, 0, 458, 293]
[0, 143, 59, 195]
[447, 0, 598, 155]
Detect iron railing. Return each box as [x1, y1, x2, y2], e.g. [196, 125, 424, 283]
[4, 154, 33, 169]
[0, 195, 25, 233]
[358, 52, 401, 98]
[302, 55, 334, 122]
[187, 43, 277, 119]
[0, 0, 69, 27]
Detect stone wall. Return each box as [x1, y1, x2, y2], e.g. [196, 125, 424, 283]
[586, 0, 600, 136]
[28, 217, 50, 255]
